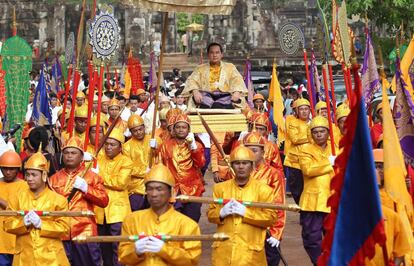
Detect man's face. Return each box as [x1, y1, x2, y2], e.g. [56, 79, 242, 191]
[338, 117, 347, 135]
[253, 99, 264, 110]
[231, 161, 253, 180]
[246, 145, 264, 163]
[160, 120, 168, 130]
[311, 127, 329, 146]
[119, 99, 126, 108]
[63, 147, 83, 169]
[208, 45, 223, 65]
[75, 117, 88, 133]
[254, 125, 268, 137]
[104, 138, 122, 159]
[173, 122, 189, 140]
[76, 97, 85, 107]
[1, 167, 19, 182]
[108, 106, 120, 120]
[25, 169, 44, 191]
[101, 102, 109, 114]
[89, 126, 104, 145]
[138, 94, 147, 102]
[130, 125, 145, 140]
[297, 105, 310, 121]
[375, 162, 384, 187]
[145, 182, 171, 209]
[130, 99, 139, 112]
[50, 97, 58, 108]
[319, 108, 328, 118]
[176, 96, 185, 105]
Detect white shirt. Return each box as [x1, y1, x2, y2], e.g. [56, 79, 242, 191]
[51, 106, 62, 125]
[196, 133, 211, 148]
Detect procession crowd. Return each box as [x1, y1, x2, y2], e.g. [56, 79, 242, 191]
[0, 42, 410, 266]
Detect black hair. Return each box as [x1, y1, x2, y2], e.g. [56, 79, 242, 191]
[28, 126, 49, 152]
[49, 92, 57, 98]
[116, 95, 126, 101]
[129, 95, 140, 101]
[207, 42, 223, 53]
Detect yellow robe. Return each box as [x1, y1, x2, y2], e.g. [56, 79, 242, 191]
[0, 180, 27, 255]
[284, 117, 309, 169]
[365, 206, 411, 265]
[298, 143, 335, 213]
[123, 135, 160, 195]
[207, 178, 277, 266]
[118, 207, 201, 266]
[4, 187, 69, 266]
[183, 61, 247, 95]
[95, 153, 133, 224]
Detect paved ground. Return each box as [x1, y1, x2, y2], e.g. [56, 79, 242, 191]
[198, 171, 312, 266]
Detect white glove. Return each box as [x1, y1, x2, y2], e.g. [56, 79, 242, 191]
[83, 152, 93, 161]
[186, 132, 198, 150]
[73, 176, 88, 193]
[144, 236, 165, 253]
[266, 236, 280, 248]
[149, 138, 157, 149]
[219, 200, 234, 219]
[91, 165, 99, 174]
[328, 155, 336, 166]
[134, 236, 149, 255]
[231, 200, 246, 217]
[23, 212, 32, 227]
[29, 211, 41, 229]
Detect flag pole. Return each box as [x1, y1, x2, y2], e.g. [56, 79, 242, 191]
[149, 12, 168, 167]
[303, 48, 315, 116]
[322, 63, 336, 155]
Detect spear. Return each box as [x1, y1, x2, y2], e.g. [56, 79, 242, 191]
[196, 110, 235, 177]
[73, 233, 229, 243]
[175, 195, 301, 212]
[0, 210, 95, 217]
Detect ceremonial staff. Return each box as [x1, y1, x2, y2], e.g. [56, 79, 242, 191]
[0, 210, 94, 217]
[67, 105, 126, 202]
[73, 233, 229, 243]
[175, 195, 301, 212]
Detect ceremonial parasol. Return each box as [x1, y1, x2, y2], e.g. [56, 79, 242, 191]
[124, 0, 237, 165]
[186, 22, 204, 32]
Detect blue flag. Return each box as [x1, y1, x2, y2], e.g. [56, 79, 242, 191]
[319, 71, 386, 265]
[31, 66, 52, 126]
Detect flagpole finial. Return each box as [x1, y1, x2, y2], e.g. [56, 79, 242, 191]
[12, 6, 17, 36]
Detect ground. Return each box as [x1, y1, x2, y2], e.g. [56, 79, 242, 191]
[198, 170, 313, 266]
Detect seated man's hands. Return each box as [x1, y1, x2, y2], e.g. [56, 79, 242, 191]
[193, 90, 203, 104]
[231, 91, 241, 103]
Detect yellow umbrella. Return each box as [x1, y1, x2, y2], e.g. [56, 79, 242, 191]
[186, 23, 204, 32]
[124, 0, 236, 15]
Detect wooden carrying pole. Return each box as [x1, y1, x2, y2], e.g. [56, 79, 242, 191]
[149, 12, 169, 167]
[0, 210, 95, 217]
[74, 233, 229, 243]
[176, 195, 301, 212]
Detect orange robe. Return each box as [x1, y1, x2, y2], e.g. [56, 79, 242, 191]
[251, 161, 286, 240]
[263, 140, 284, 179]
[155, 127, 170, 142]
[49, 166, 109, 239]
[211, 132, 234, 181]
[108, 117, 128, 133]
[159, 138, 206, 196]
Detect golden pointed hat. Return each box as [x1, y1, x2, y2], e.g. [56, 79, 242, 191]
[159, 108, 169, 120]
[136, 89, 146, 96]
[166, 108, 183, 127]
[310, 116, 329, 130]
[315, 101, 327, 112]
[57, 108, 71, 120]
[174, 113, 190, 126]
[63, 136, 84, 154]
[0, 150, 22, 168]
[294, 98, 310, 108]
[243, 131, 266, 147]
[336, 104, 350, 121]
[90, 113, 107, 128]
[108, 127, 125, 144]
[144, 163, 175, 187]
[76, 91, 86, 99]
[127, 114, 144, 129]
[253, 94, 265, 102]
[75, 105, 88, 118]
[108, 98, 120, 108]
[252, 113, 270, 129]
[230, 145, 255, 162]
[25, 147, 49, 173]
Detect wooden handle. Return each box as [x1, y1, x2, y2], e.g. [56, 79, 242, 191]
[73, 233, 229, 243]
[0, 210, 95, 217]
